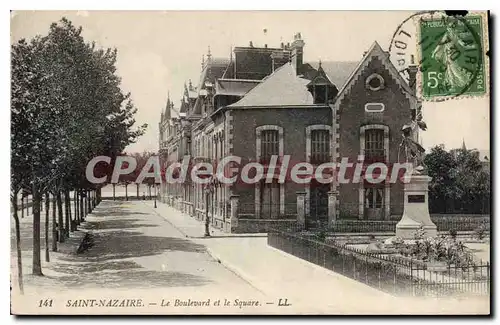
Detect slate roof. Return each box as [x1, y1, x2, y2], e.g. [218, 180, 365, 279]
[308, 61, 359, 89]
[196, 57, 231, 94]
[228, 63, 314, 107]
[215, 79, 261, 97]
[227, 59, 360, 108]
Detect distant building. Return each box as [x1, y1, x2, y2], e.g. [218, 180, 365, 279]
[159, 33, 419, 232]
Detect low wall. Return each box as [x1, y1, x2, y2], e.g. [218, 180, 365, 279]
[234, 219, 297, 233]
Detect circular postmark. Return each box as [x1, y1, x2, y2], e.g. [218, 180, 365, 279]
[389, 11, 486, 102]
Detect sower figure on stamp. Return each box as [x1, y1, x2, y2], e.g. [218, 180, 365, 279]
[431, 21, 478, 91]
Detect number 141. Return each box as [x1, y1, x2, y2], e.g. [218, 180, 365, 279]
[38, 299, 53, 307]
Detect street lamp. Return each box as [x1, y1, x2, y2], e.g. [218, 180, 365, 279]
[154, 183, 158, 208]
[204, 176, 216, 237]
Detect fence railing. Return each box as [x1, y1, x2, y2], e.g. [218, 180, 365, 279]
[268, 229, 490, 297]
[305, 218, 490, 234]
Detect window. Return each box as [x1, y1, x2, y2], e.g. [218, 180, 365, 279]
[311, 129, 330, 164]
[365, 103, 385, 113]
[365, 129, 385, 162]
[261, 130, 279, 162]
[366, 73, 385, 91]
[314, 85, 328, 104]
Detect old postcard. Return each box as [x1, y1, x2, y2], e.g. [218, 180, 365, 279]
[10, 10, 491, 315]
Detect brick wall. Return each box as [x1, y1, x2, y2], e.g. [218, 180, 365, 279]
[338, 57, 412, 219]
[230, 106, 332, 213]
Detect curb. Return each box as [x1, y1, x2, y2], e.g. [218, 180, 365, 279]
[142, 202, 194, 238]
[143, 202, 269, 239]
[204, 247, 268, 296]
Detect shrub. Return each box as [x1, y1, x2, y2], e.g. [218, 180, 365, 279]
[414, 225, 426, 240]
[474, 225, 487, 240]
[449, 229, 458, 240]
[315, 230, 328, 242]
[397, 236, 475, 269]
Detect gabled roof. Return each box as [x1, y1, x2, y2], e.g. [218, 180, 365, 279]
[307, 61, 358, 89]
[333, 41, 413, 107]
[228, 63, 314, 108]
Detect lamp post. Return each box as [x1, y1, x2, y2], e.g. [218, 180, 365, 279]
[204, 177, 216, 237]
[154, 183, 158, 208]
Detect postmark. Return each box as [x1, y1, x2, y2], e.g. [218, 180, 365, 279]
[389, 11, 489, 101]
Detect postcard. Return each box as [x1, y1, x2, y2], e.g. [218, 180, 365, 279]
[10, 10, 490, 315]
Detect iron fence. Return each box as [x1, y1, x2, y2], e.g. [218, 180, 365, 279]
[268, 229, 490, 297]
[305, 218, 490, 234]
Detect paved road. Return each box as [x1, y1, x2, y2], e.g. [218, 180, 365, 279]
[11, 200, 265, 300]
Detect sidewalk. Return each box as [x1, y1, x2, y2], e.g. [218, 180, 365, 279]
[143, 200, 266, 238]
[143, 201, 490, 314]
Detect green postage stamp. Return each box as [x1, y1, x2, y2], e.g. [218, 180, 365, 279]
[417, 12, 489, 100]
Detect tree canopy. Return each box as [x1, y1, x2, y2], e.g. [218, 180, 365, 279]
[424, 145, 490, 214]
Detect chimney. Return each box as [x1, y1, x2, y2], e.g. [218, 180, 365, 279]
[408, 55, 418, 91]
[291, 32, 305, 75]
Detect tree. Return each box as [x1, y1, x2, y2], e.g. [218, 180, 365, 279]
[425, 145, 490, 214]
[11, 17, 147, 284]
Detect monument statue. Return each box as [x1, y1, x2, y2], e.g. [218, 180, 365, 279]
[394, 105, 437, 239]
[398, 105, 427, 174]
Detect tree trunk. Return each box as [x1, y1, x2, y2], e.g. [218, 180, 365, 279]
[80, 192, 85, 222]
[75, 191, 80, 225]
[64, 190, 70, 237]
[56, 191, 64, 243]
[12, 193, 24, 294]
[32, 184, 43, 276]
[45, 192, 50, 262]
[68, 190, 72, 232]
[87, 190, 91, 213]
[21, 195, 24, 219]
[137, 184, 140, 200]
[125, 184, 128, 201]
[113, 184, 116, 200]
[52, 193, 57, 252]
[26, 195, 30, 216]
[73, 190, 77, 230]
[97, 187, 102, 204]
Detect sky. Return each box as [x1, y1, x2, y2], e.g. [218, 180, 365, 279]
[10, 10, 490, 154]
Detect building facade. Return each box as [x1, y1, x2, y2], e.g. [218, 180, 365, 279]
[159, 33, 419, 233]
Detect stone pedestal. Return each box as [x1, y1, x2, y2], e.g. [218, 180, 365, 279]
[327, 191, 337, 227]
[396, 174, 437, 239]
[296, 192, 306, 229]
[229, 195, 239, 233]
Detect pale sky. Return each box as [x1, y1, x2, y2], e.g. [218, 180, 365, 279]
[10, 11, 490, 153]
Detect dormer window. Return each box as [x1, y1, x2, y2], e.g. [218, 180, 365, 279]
[307, 65, 336, 104]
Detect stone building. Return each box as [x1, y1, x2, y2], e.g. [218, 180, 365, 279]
[159, 33, 419, 233]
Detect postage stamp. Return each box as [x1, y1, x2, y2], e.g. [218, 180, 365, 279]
[416, 12, 489, 100]
[10, 10, 490, 316]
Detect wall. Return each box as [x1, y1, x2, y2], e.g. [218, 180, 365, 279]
[337, 57, 412, 219]
[230, 106, 332, 216]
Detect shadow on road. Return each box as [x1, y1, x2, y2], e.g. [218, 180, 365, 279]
[83, 218, 158, 231]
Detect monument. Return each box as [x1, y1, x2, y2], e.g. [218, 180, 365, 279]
[395, 107, 437, 239]
[396, 173, 437, 238]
